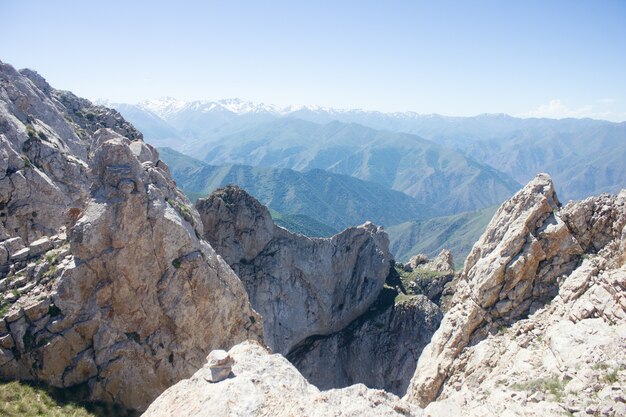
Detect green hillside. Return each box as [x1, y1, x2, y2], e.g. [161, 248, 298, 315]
[159, 147, 436, 231]
[197, 119, 520, 214]
[387, 205, 498, 267]
[0, 380, 134, 417]
[269, 208, 339, 237]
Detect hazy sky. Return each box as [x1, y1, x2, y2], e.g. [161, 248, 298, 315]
[1, 0, 625, 121]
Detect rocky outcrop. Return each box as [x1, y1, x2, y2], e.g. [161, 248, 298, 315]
[407, 249, 454, 274]
[288, 292, 442, 396]
[404, 174, 626, 416]
[143, 340, 421, 417]
[0, 63, 263, 411]
[0, 61, 145, 245]
[422, 262, 626, 417]
[400, 250, 457, 307]
[0, 134, 262, 411]
[196, 186, 391, 355]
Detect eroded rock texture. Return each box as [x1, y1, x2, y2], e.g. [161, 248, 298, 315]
[404, 174, 626, 417]
[0, 61, 142, 244]
[197, 186, 446, 396]
[0, 62, 262, 411]
[196, 185, 391, 355]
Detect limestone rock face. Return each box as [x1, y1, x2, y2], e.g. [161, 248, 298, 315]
[143, 341, 422, 417]
[0, 61, 145, 244]
[0, 62, 263, 411]
[288, 293, 442, 396]
[404, 174, 626, 415]
[197, 186, 392, 354]
[421, 255, 626, 417]
[0, 136, 262, 411]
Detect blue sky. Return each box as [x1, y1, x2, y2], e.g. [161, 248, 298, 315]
[1, 0, 625, 120]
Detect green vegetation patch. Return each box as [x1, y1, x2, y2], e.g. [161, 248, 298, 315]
[165, 197, 194, 223]
[21, 155, 34, 168]
[512, 375, 566, 402]
[393, 263, 448, 291]
[394, 292, 417, 304]
[604, 369, 618, 384]
[0, 296, 10, 316]
[0, 380, 136, 417]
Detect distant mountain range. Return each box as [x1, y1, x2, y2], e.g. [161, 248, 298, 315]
[111, 97, 625, 203]
[387, 205, 498, 267]
[160, 147, 495, 262]
[117, 97, 522, 215]
[108, 97, 626, 264]
[160, 147, 436, 231]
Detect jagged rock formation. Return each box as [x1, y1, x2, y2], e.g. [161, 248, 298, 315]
[143, 174, 626, 416]
[0, 62, 262, 411]
[197, 186, 445, 396]
[196, 185, 391, 355]
[5, 60, 626, 416]
[407, 249, 455, 274]
[404, 174, 626, 416]
[0, 62, 142, 244]
[288, 293, 442, 396]
[142, 340, 421, 417]
[400, 250, 457, 308]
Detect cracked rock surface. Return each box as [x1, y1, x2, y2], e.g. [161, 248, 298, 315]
[0, 62, 262, 411]
[143, 340, 422, 417]
[197, 185, 391, 355]
[404, 174, 626, 417]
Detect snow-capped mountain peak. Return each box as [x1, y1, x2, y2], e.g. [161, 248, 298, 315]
[139, 97, 188, 119]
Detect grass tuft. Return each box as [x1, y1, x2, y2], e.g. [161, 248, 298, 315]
[0, 380, 136, 416]
[512, 375, 566, 402]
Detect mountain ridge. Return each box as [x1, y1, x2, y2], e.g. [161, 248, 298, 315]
[159, 147, 437, 231]
[112, 98, 625, 202]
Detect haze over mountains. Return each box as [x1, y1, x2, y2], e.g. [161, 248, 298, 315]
[112, 97, 626, 202]
[107, 97, 626, 263]
[160, 147, 436, 232]
[111, 99, 521, 211]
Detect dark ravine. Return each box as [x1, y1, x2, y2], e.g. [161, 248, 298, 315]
[197, 185, 448, 395]
[287, 286, 442, 396]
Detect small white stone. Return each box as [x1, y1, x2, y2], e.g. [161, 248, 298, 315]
[207, 349, 232, 368]
[202, 350, 234, 383]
